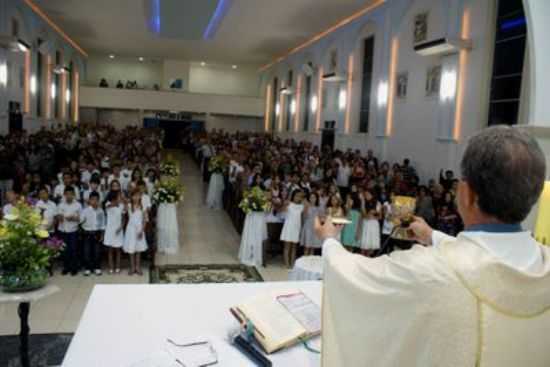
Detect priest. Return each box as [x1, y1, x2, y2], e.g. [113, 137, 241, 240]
[318, 126, 550, 366]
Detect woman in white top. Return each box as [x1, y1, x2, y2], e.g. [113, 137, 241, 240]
[280, 190, 304, 268]
[123, 190, 148, 275]
[103, 181, 126, 274]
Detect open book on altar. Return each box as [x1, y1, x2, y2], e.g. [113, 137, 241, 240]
[230, 290, 321, 354]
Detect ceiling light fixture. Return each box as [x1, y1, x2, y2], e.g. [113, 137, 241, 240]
[139, 57, 144, 62]
[109, 54, 115, 59]
[201, 62, 206, 67]
[232, 65, 237, 69]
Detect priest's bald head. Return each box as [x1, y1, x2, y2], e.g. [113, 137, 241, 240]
[457, 126, 546, 227]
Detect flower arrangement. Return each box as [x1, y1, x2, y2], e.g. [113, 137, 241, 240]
[0, 203, 64, 292]
[153, 178, 185, 205]
[159, 160, 180, 177]
[208, 155, 227, 173]
[239, 187, 271, 214]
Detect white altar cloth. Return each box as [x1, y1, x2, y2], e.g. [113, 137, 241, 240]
[289, 256, 324, 281]
[62, 282, 322, 367]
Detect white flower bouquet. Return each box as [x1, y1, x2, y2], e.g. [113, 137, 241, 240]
[153, 178, 185, 204]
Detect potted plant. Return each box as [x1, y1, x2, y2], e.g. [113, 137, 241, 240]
[0, 203, 64, 292]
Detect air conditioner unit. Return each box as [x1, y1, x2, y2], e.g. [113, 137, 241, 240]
[322, 72, 346, 83]
[53, 65, 70, 74]
[414, 38, 472, 56]
[0, 35, 30, 52]
[280, 86, 294, 95]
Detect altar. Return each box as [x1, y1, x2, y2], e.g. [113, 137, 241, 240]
[61, 282, 322, 366]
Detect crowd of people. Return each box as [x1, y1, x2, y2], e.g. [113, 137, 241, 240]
[0, 124, 163, 276]
[193, 130, 463, 268]
[99, 78, 160, 91]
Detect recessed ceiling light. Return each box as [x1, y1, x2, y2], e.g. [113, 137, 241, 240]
[139, 57, 144, 62]
[232, 65, 237, 69]
[200, 62, 206, 67]
[109, 54, 115, 59]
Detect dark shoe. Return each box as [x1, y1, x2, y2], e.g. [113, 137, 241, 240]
[62, 269, 69, 275]
[71, 271, 78, 276]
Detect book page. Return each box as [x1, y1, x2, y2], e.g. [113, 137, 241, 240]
[277, 292, 321, 335]
[237, 291, 306, 352]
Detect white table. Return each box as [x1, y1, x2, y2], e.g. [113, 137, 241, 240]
[289, 256, 324, 281]
[0, 285, 60, 367]
[62, 282, 322, 367]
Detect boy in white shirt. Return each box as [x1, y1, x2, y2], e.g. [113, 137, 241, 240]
[80, 192, 106, 276]
[2, 190, 17, 218]
[82, 177, 103, 206]
[54, 173, 81, 203]
[57, 187, 82, 275]
[35, 187, 57, 234]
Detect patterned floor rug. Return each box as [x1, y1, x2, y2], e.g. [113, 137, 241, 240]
[150, 264, 264, 284]
[0, 333, 72, 367]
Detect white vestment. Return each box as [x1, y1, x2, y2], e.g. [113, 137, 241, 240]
[322, 231, 550, 366]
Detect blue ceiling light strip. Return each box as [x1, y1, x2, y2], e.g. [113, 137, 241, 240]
[150, 0, 161, 34]
[500, 17, 526, 31]
[203, 0, 232, 40]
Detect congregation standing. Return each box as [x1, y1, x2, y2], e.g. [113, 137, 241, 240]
[0, 124, 162, 276]
[195, 130, 463, 268]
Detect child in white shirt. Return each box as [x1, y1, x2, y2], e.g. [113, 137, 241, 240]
[82, 177, 103, 206]
[57, 187, 82, 275]
[80, 192, 106, 276]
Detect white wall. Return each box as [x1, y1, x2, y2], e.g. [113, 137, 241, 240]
[261, 0, 500, 183]
[204, 114, 263, 132]
[189, 64, 261, 97]
[80, 86, 263, 117]
[79, 107, 141, 130]
[86, 55, 163, 89]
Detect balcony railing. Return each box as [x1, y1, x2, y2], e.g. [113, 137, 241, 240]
[80, 86, 264, 117]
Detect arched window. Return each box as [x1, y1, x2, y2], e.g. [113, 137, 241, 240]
[359, 36, 375, 133]
[488, 0, 527, 125]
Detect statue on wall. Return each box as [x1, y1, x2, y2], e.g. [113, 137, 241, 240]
[414, 12, 429, 44]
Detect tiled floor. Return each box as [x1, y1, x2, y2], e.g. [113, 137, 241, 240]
[0, 153, 288, 336]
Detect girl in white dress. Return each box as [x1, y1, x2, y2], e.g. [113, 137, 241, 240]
[206, 169, 225, 209]
[360, 190, 382, 257]
[103, 180, 126, 274]
[280, 190, 304, 268]
[123, 190, 148, 275]
[301, 192, 324, 256]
